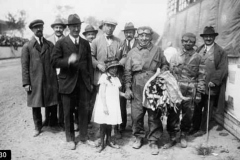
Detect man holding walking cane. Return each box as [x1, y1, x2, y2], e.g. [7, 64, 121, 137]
[192, 26, 228, 137]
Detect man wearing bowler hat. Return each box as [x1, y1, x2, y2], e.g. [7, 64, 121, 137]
[21, 19, 59, 137]
[192, 26, 228, 137]
[83, 24, 98, 45]
[44, 18, 66, 129]
[91, 18, 124, 138]
[116, 22, 138, 133]
[51, 14, 94, 150]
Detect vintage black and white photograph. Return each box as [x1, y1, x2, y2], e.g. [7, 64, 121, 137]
[0, 0, 240, 159]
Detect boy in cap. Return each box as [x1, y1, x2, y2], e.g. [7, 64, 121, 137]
[83, 24, 98, 45]
[192, 26, 228, 137]
[21, 19, 59, 137]
[124, 26, 168, 155]
[51, 14, 94, 150]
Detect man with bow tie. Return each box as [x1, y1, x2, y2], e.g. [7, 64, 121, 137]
[21, 19, 59, 137]
[91, 18, 124, 138]
[51, 14, 93, 150]
[124, 26, 168, 155]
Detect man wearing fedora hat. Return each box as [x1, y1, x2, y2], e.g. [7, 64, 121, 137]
[83, 24, 98, 45]
[21, 19, 59, 137]
[51, 14, 94, 150]
[44, 18, 66, 130]
[116, 22, 138, 133]
[192, 26, 228, 137]
[91, 18, 124, 139]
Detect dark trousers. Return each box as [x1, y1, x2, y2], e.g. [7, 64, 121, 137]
[32, 107, 42, 131]
[131, 98, 163, 141]
[180, 100, 194, 133]
[119, 95, 127, 130]
[44, 105, 58, 126]
[166, 105, 180, 138]
[192, 94, 217, 131]
[61, 77, 90, 142]
[88, 85, 98, 123]
[58, 95, 64, 125]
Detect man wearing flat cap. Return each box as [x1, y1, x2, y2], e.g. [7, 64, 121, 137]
[21, 19, 59, 137]
[116, 22, 138, 134]
[169, 32, 204, 148]
[124, 26, 168, 155]
[83, 24, 98, 45]
[192, 26, 228, 137]
[51, 14, 94, 150]
[45, 18, 66, 129]
[91, 18, 124, 138]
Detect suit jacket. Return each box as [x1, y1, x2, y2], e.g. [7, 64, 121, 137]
[51, 35, 93, 94]
[21, 36, 58, 107]
[91, 34, 122, 85]
[119, 38, 138, 65]
[47, 34, 65, 45]
[197, 43, 228, 113]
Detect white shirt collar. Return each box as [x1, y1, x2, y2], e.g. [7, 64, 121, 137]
[126, 38, 135, 48]
[55, 35, 63, 42]
[205, 43, 214, 52]
[69, 34, 79, 44]
[104, 33, 113, 45]
[34, 36, 43, 45]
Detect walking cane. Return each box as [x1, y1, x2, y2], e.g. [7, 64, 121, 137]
[206, 87, 211, 144]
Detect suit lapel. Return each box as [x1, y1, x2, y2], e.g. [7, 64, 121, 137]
[40, 38, 48, 55]
[65, 35, 78, 53]
[31, 37, 42, 53]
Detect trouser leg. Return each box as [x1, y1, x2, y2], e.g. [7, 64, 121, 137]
[120, 95, 127, 130]
[32, 107, 42, 131]
[88, 85, 98, 123]
[62, 94, 75, 142]
[146, 108, 163, 141]
[49, 105, 58, 126]
[200, 94, 217, 131]
[44, 107, 50, 126]
[167, 105, 180, 139]
[180, 100, 193, 133]
[58, 95, 64, 126]
[191, 94, 204, 131]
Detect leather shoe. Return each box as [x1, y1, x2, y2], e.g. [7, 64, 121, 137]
[189, 128, 198, 135]
[193, 130, 206, 137]
[33, 130, 41, 137]
[64, 141, 76, 150]
[132, 137, 143, 149]
[163, 139, 177, 149]
[180, 136, 188, 148]
[149, 141, 159, 155]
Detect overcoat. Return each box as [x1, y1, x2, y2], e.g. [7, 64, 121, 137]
[21, 37, 59, 107]
[197, 43, 228, 114]
[51, 35, 93, 94]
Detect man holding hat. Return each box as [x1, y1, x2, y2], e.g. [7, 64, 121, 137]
[169, 32, 205, 148]
[44, 18, 66, 129]
[193, 26, 228, 137]
[51, 14, 93, 150]
[124, 26, 168, 155]
[21, 19, 59, 137]
[83, 24, 98, 45]
[91, 18, 124, 138]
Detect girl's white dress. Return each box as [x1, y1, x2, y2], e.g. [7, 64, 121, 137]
[91, 73, 122, 125]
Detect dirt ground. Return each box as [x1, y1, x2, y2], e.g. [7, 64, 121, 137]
[0, 58, 240, 160]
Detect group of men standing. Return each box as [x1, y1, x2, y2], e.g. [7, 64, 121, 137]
[21, 13, 228, 155]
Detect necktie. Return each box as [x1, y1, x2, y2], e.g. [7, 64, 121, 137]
[39, 37, 43, 47]
[75, 38, 78, 45]
[106, 35, 113, 40]
[203, 47, 207, 56]
[127, 40, 131, 52]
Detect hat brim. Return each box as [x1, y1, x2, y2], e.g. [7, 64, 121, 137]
[122, 28, 137, 32]
[106, 63, 122, 70]
[51, 23, 66, 28]
[200, 33, 218, 37]
[67, 21, 84, 26]
[82, 30, 98, 36]
[29, 23, 44, 29]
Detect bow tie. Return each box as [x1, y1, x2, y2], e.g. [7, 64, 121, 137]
[106, 35, 113, 40]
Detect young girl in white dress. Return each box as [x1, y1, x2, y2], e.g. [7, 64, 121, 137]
[91, 57, 126, 152]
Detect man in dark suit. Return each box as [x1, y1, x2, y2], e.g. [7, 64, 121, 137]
[51, 14, 93, 150]
[21, 19, 59, 137]
[44, 18, 66, 129]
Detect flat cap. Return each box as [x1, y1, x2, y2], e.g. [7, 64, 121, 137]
[29, 19, 44, 29]
[103, 18, 117, 26]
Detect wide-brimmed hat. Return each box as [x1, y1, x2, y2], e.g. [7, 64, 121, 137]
[103, 18, 117, 26]
[105, 57, 121, 70]
[200, 26, 218, 37]
[67, 14, 83, 25]
[82, 25, 98, 35]
[122, 22, 137, 31]
[51, 18, 66, 28]
[29, 19, 44, 29]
